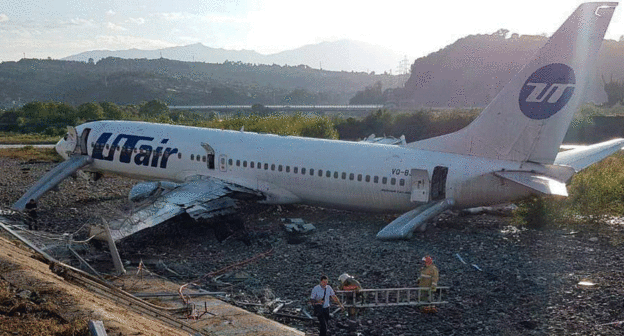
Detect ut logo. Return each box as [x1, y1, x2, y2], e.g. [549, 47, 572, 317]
[519, 63, 576, 120]
[523, 83, 576, 103]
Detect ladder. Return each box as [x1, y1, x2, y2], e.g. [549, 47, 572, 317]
[335, 287, 449, 308]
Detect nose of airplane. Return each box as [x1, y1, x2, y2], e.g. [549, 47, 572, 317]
[55, 137, 69, 160]
[55, 126, 78, 160]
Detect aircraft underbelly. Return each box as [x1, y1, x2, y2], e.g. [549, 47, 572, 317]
[453, 173, 533, 208]
[296, 183, 413, 212]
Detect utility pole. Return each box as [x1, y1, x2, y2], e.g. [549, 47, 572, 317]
[398, 56, 410, 75]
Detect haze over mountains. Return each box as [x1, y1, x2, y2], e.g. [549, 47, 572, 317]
[62, 40, 406, 74]
[3, 31, 624, 109]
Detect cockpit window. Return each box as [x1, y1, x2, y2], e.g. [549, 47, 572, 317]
[63, 134, 68, 141]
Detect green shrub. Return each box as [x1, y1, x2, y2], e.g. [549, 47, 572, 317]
[512, 196, 558, 229]
[567, 152, 624, 219]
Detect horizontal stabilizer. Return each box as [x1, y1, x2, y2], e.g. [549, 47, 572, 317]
[13, 155, 92, 210]
[554, 138, 624, 172]
[376, 199, 454, 240]
[494, 171, 567, 196]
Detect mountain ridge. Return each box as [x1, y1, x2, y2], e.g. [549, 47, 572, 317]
[61, 40, 405, 74]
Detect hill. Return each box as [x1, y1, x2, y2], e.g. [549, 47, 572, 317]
[61, 40, 404, 74]
[392, 31, 624, 108]
[4, 31, 624, 109]
[0, 57, 404, 107]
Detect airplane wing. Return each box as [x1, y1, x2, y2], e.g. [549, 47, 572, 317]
[555, 138, 624, 173]
[107, 178, 263, 241]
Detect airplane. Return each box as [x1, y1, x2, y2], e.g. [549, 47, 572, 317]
[13, 2, 624, 240]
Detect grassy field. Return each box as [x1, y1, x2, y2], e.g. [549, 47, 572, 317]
[0, 132, 60, 144]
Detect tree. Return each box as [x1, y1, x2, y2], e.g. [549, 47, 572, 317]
[77, 102, 104, 121]
[139, 100, 168, 118]
[100, 102, 129, 120]
[602, 75, 624, 107]
[349, 81, 384, 105]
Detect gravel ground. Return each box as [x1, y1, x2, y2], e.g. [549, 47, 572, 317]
[2, 157, 624, 336]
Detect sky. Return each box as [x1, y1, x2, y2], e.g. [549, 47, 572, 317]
[1, 0, 623, 67]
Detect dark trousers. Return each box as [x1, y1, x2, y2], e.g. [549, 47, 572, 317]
[28, 212, 38, 230]
[317, 307, 330, 336]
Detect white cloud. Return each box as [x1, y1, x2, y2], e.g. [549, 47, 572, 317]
[106, 10, 115, 17]
[128, 17, 145, 25]
[154, 12, 190, 21]
[106, 22, 126, 32]
[0, 14, 8, 23]
[67, 18, 95, 27]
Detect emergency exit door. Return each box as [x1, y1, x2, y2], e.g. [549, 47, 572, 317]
[410, 169, 430, 202]
[219, 154, 228, 172]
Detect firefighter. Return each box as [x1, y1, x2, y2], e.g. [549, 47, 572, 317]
[418, 255, 439, 308]
[338, 273, 362, 318]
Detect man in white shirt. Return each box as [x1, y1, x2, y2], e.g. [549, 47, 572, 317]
[310, 275, 343, 336]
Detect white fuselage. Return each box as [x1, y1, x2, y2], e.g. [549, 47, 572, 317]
[59, 120, 539, 212]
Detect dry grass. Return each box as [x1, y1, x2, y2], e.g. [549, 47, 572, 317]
[0, 147, 62, 162]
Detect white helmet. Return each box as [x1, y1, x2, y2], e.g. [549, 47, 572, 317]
[338, 273, 350, 283]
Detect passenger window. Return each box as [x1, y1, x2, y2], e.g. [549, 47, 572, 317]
[357, 174, 362, 182]
[196, 155, 200, 161]
[278, 165, 283, 172]
[178, 153, 182, 159]
[326, 171, 331, 178]
[191, 154, 194, 161]
[310, 169, 314, 176]
[318, 169, 323, 177]
[236, 160, 240, 166]
[391, 178, 396, 185]
[382, 177, 388, 184]
[203, 156, 207, 162]
[258, 162, 262, 169]
[302, 168, 306, 174]
[264, 163, 269, 170]
[349, 173, 354, 181]
[334, 172, 338, 178]
[250, 162, 255, 168]
[366, 175, 371, 182]
[286, 166, 290, 173]
[243, 161, 247, 167]
[400, 179, 405, 186]
[271, 164, 276, 171]
[294, 167, 299, 174]
[342, 172, 346, 179]
[229, 159, 233, 166]
[374, 176, 379, 183]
